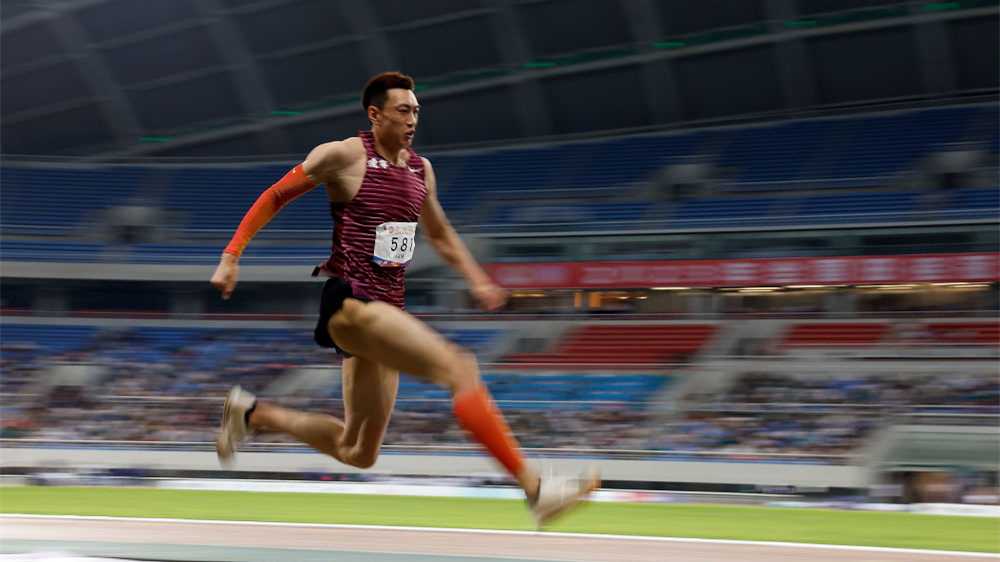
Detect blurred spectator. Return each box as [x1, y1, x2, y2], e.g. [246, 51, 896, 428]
[2, 327, 996, 462]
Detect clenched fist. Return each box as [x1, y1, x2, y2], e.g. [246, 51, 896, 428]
[470, 282, 508, 312]
[210, 253, 240, 300]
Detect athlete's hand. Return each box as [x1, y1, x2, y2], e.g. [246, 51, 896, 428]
[211, 253, 240, 300]
[471, 282, 508, 312]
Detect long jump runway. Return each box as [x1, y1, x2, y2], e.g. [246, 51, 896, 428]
[1, 516, 995, 562]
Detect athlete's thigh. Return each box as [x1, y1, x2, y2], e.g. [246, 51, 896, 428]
[340, 355, 399, 446]
[330, 298, 461, 381]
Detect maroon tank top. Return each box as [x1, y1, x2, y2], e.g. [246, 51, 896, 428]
[318, 131, 427, 309]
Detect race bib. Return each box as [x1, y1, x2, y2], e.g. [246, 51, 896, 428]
[372, 222, 417, 267]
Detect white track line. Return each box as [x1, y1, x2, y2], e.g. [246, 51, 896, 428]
[2, 514, 997, 558]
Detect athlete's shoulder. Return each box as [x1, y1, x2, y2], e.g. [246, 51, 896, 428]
[303, 138, 365, 180]
[315, 137, 365, 161]
[420, 156, 435, 174]
[419, 156, 437, 187]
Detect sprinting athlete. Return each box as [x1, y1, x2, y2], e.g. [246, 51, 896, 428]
[210, 72, 597, 526]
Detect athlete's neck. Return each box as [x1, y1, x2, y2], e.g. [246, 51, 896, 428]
[371, 130, 408, 167]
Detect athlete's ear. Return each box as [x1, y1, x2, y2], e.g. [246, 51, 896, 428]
[367, 105, 380, 126]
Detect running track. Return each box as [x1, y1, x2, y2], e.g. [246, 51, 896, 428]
[1, 516, 996, 561]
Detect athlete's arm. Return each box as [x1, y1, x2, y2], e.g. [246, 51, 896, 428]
[210, 142, 351, 299]
[418, 158, 508, 311]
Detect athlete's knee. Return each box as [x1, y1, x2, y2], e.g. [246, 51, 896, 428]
[444, 346, 480, 393]
[341, 444, 380, 469]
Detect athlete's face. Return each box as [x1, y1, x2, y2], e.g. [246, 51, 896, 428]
[374, 88, 420, 148]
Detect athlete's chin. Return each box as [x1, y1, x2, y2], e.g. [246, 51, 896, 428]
[403, 133, 415, 146]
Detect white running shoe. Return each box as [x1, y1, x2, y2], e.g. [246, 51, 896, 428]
[530, 467, 601, 528]
[216, 385, 256, 467]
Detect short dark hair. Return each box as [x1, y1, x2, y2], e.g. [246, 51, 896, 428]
[362, 71, 415, 111]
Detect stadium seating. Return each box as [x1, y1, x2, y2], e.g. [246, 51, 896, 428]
[506, 324, 717, 364]
[485, 202, 655, 227]
[437, 328, 503, 355]
[165, 165, 331, 231]
[694, 371, 999, 413]
[810, 107, 974, 184]
[0, 322, 507, 401]
[952, 187, 1000, 214]
[780, 321, 1000, 349]
[2, 105, 995, 248]
[4, 320, 994, 457]
[1, 323, 99, 354]
[924, 321, 1000, 345]
[715, 119, 831, 186]
[790, 191, 921, 222]
[0, 166, 147, 232]
[394, 373, 671, 411]
[671, 196, 779, 224]
[0, 239, 332, 264]
[782, 322, 890, 347]
[0, 323, 501, 357]
[0, 240, 109, 262]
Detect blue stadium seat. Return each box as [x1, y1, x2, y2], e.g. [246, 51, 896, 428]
[1, 166, 148, 232]
[0, 324, 98, 353]
[792, 191, 920, 222]
[1, 105, 995, 258]
[718, 119, 833, 189]
[395, 372, 672, 411]
[0, 240, 107, 262]
[673, 197, 779, 225]
[953, 187, 1000, 210]
[166, 165, 331, 231]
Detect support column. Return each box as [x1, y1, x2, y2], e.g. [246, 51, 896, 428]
[195, 0, 292, 154]
[622, 0, 683, 123]
[766, 0, 817, 109]
[48, 4, 143, 149]
[486, 0, 553, 137]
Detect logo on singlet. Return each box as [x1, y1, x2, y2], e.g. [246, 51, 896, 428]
[367, 157, 389, 169]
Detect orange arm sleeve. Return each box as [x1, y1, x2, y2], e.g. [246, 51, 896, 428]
[223, 164, 317, 257]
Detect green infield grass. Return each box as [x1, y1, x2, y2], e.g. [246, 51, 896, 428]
[1, 487, 997, 553]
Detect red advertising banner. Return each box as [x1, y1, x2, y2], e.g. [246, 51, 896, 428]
[485, 253, 1000, 289]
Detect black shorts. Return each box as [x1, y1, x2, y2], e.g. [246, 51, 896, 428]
[313, 276, 371, 355]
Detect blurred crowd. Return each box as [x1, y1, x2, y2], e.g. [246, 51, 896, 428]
[646, 413, 878, 457]
[686, 372, 999, 412]
[2, 329, 996, 462]
[0, 328, 329, 397]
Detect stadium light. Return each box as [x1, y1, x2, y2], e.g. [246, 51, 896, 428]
[736, 287, 781, 293]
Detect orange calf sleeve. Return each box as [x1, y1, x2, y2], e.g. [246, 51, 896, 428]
[453, 385, 525, 477]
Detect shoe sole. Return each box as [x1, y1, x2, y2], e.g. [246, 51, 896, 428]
[535, 470, 601, 529]
[216, 389, 237, 464]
